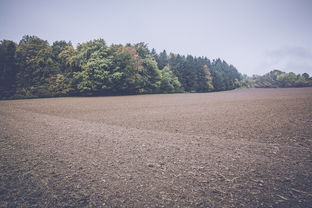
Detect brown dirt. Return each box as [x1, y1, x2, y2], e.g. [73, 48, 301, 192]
[0, 88, 311, 208]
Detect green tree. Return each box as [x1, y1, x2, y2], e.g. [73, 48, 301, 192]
[302, 73, 310, 80]
[73, 39, 113, 95]
[156, 50, 168, 70]
[15, 35, 59, 97]
[0, 40, 17, 98]
[52, 41, 73, 72]
[201, 64, 214, 91]
[160, 65, 181, 93]
[52, 41, 70, 59]
[109, 45, 143, 94]
[277, 72, 298, 87]
[210, 59, 241, 91]
[58, 44, 76, 72]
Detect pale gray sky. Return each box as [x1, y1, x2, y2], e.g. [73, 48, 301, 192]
[1, 0, 311, 75]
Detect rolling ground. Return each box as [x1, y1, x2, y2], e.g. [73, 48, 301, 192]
[0, 88, 311, 208]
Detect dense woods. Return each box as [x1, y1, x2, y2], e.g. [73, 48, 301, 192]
[1, 36, 311, 99]
[0, 36, 242, 99]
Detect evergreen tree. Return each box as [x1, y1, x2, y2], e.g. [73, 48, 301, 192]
[156, 50, 168, 70]
[0, 40, 17, 98]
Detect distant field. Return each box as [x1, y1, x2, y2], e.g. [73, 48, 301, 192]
[0, 88, 311, 208]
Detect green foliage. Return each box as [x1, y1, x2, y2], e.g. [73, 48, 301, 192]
[74, 39, 107, 67]
[166, 55, 239, 92]
[0, 40, 17, 98]
[52, 41, 73, 72]
[58, 45, 76, 72]
[140, 57, 161, 93]
[302, 73, 310, 80]
[52, 41, 70, 59]
[109, 45, 161, 94]
[156, 50, 168, 70]
[15, 35, 59, 97]
[109, 45, 142, 94]
[134, 42, 150, 59]
[48, 73, 74, 96]
[252, 70, 312, 88]
[210, 59, 242, 91]
[198, 64, 214, 92]
[7, 35, 306, 100]
[72, 40, 113, 95]
[160, 66, 182, 93]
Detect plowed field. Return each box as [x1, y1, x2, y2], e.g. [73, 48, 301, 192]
[1, 88, 311, 207]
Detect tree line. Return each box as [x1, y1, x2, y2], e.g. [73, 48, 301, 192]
[1, 36, 310, 99]
[0, 35, 242, 99]
[240, 70, 312, 88]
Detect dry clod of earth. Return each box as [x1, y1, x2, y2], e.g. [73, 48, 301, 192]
[0, 88, 312, 208]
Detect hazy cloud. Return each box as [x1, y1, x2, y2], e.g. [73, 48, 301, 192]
[263, 46, 312, 74]
[267, 46, 312, 59]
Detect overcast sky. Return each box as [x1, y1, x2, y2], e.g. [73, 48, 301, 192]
[1, 0, 311, 75]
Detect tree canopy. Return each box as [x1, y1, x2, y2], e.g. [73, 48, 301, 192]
[249, 70, 312, 88]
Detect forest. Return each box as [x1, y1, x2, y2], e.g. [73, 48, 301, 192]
[0, 36, 311, 99]
[0, 36, 242, 99]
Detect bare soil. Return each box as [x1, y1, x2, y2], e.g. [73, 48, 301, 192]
[0, 88, 311, 208]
